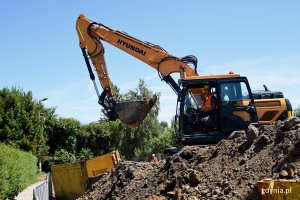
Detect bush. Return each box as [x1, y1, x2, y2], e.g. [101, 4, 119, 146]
[77, 148, 94, 162]
[52, 149, 76, 165]
[0, 144, 37, 199]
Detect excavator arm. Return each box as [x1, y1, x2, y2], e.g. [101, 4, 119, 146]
[76, 14, 198, 127]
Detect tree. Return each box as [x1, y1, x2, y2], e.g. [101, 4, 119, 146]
[46, 118, 81, 155]
[149, 127, 177, 153]
[0, 87, 48, 157]
[77, 148, 94, 162]
[80, 121, 123, 156]
[116, 80, 164, 158]
[52, 149, 76, 165]
[160, 121, 169, 129]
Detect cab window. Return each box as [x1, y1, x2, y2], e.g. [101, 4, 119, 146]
[220, 82, 250, 102]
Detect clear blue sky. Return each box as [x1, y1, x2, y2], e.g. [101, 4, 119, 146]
[1, 1, 299, 124]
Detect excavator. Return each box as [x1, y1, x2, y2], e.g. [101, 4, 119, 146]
[76, 14, 292, 145]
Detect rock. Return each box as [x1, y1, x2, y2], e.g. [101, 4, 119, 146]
[206, 192, 212, 198]
[282, 117, 300, 131]
[234, 137, 247, 143]
[279, 170, 289, 178]
[287, 168, 295, 178]
[213, 188, 222, 195]
[253, 134, 272, 153]
[220, 180, 229, 188]
[228, 130, 246, 140]
[246, 125, 259, 143]
[232, 191, 239, 196]
[239, 157, 247, 165]
[201, 189, 210, 195]
[281, 163, 296, 179]
[258, 125, 268, 132]
[257, 134, 272, 145]
[167, 191, 175, 195]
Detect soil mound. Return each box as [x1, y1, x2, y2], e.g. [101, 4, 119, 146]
[79, 117, 300, 200]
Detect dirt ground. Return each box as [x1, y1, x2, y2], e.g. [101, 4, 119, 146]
[79, 117, 300, 200]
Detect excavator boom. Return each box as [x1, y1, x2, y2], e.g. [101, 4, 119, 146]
[76, 14, 198, 127]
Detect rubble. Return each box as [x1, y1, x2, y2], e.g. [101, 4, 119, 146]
[245, 124, 259, 143]
[79, 117, 300, 200]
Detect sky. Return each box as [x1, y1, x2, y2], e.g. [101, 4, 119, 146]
[0, 1, 299, 125]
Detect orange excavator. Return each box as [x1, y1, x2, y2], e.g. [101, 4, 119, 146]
[76, 14, 292, 144]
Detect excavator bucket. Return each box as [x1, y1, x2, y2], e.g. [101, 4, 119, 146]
[113, 96, 157, 128]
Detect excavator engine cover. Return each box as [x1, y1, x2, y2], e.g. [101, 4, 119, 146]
[113, 96, 157, 128]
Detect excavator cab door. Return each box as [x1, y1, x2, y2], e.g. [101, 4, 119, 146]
[218, 78, 258, 134]
[177, 80, 226, 145]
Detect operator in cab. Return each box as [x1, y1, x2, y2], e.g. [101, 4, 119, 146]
[197, 85, 218, 129]
[199, 85, 217, 112]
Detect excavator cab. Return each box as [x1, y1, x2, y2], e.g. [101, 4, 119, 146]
[176, 75, 258, 145]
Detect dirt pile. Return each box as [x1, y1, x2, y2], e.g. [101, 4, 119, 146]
[79, 117, 300, 200]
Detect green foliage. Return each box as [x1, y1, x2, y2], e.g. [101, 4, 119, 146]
[160, 121, 169, 129]
[47, 118, 81, 154]
[80, 121, 123, 155]
[0, 144, 37, 199]
[52, 149, 76, 165]
[57, 80, 176, 160]
[0, 87, 49, 157]
[150, 128, 177, 153]
[77, 148, 94, 162]
[0, 80, 179, 167]
[107, 80, 171, 159]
